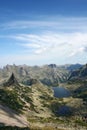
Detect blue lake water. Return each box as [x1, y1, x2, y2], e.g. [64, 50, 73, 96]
[52, 87, 71, 98]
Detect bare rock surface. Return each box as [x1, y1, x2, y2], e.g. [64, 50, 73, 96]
[0, 104, 29, 127]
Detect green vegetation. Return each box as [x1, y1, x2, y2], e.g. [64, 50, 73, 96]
[0, 88, 24, 112]
[75, 119, 87, 127]
[50, 101, 61, 113]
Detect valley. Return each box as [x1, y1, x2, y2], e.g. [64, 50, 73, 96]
[0, 64, 87, 130]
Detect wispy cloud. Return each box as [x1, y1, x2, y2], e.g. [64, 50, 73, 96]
[10, 32, 87, 57]
[1, 16, 87, 32]
[1, 31, 87, 65]
[69, 47, 87, 57]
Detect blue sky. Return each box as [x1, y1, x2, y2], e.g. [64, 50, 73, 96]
[0, 0, 87, 66]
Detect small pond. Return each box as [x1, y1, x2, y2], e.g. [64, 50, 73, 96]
[52, 87, 71, 98]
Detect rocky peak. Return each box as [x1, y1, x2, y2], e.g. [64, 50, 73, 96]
[3, 73, 19, 87]
[48, 64, 57, 68]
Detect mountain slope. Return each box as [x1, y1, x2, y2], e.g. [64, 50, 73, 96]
[0, 73, 87, 129]
[68, 64, 87, 80]
[0, 104, 28, 127]
[0, 73, 54, 127]
[64, 64, 87, 105]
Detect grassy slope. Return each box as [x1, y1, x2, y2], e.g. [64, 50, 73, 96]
[0, 78, 87, 129]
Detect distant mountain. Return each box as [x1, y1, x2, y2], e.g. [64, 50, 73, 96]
[0, 64, 67, 86]
[48, 64, 57, 68]
[0, 64, 83, 87]
[59, 63, 82, 71]
[68, 64, 87, 80]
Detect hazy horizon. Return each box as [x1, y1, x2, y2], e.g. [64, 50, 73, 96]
[0, 63, 84, 69]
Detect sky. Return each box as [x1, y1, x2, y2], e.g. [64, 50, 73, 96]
[0, 0, 87, 66]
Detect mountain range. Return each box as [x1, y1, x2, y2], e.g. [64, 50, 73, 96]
[0, 63, 82, 87]
[0, 63, 87, 130]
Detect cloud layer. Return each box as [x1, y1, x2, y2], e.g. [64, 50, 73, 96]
[14, 32, 87, 57]
[1, 31, 85, 66]
[1, 16, 87, 65]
